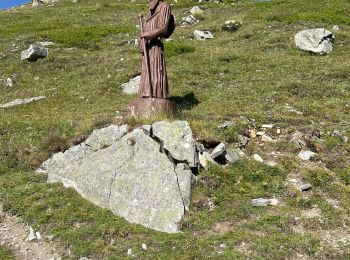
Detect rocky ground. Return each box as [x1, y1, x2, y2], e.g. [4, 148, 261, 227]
[0, 205, 61, 259]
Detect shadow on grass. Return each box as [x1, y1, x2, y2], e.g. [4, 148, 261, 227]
[170, 92, 199, 111]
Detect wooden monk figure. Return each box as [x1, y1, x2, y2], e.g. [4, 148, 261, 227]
[138, 0, 175, 99]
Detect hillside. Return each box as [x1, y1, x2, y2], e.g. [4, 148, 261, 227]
[0, 0, 349, 259]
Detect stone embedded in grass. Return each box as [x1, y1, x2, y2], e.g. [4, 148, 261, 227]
[193, 30, 213, 40]
[225, 148, 241, 164]
[38, 121, 197, 233]
[237, 135, 249, 148]
[290, 131, 306, 148]
[218, 121, 235, 130]
[298, 150, 317, 161]
[180, 15, 199, 27]
[3, 78, 13, 88]
[210, 143, 226, 159]
[300, 183, 312, 191]
[141, 243, 147, 251]
[261, 124, 273, 129]
[0, 96, 46, 108]
[261, 134, 273, 142]
[222, 20, 242, 32]
[252, 154, 263, 163]
[121, 75, 140, 95]
[190, 6, 203, 16]
[21, 44, 48, 61]
[251, 198, 278, 207]
[295, 28, 334, 55]
[28, 227, 36, 241]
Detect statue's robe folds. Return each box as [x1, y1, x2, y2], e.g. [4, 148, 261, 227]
[139, 2, 171, 99]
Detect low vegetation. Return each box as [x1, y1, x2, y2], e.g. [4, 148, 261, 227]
[0, 0, 349, 258]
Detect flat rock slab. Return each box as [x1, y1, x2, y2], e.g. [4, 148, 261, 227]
[38, 121, 197, 233]
[295, 28, 334, 55]
[0, 96, 46, 108]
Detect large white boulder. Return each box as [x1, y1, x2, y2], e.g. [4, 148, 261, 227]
[295, 28, 334, 55]
[38, 121, 197, 233]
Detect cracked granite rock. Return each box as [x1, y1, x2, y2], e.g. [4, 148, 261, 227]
[38, 121, 197, 233]
[295, 28, 334, 55]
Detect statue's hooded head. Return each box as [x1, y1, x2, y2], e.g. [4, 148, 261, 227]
[148, 0, 160, 11]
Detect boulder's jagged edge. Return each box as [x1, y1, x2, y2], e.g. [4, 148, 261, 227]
[37, 121, 197, 233]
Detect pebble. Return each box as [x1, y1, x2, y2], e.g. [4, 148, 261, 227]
[28, 227, 36, 241]
[127, 249, 133, 256]
[256, 131, 265, 136]
[4, 78, 13, 88]
[198, 153, 209, 171]
[252, 154, 263, 163]
[298, 150, 317, 161]
[261, 134, 273, 142]
[300, 184, 312, 191]
[141, 243, 147, 251]
[218, 121, 234, 130]
[261, 124, 273, 129]
[251, 198, 278, 206]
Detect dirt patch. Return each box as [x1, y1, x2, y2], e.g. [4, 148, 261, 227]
[0, 205, 63, 260]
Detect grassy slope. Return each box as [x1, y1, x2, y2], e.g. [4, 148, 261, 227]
[0, 0, 349, 258]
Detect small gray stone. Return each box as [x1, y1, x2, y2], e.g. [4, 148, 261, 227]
[261, 134, 273, 142]
[28, 227, 36, 241]
[121, 75, 140, 95]
[225, 148, 240, 164]
[298, 150, 317, 161]
[290, 131, 306, 148]
[3, 78, 13, 88]
[300, 184, 312, 191]
[222, 20, 242, 32]
[198, 153, 209, 171]
[237, 135, 249, 148]
[218, 121, 234, 130]
[251, 198, 278, 207]
[190, 6, 203, 16]
[295, 28, 334, 55]
[193, 30, 213, 40]
[332, 25, 340, 31]
[21, 44, 48, 61]
[141, 243, 147, 251]
[252, 154, 263, 163]
[210, 143, 226, 159]
[180, 15, 199, 27]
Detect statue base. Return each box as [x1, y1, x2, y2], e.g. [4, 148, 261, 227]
[128, 98, 176, 118]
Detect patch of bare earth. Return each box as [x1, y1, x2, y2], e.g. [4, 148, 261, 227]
[0, 205, 62, 260]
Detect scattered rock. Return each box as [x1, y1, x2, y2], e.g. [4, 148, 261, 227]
[121, 75, 140, 95]
[198, 153, 209, 171]
[256, 131, 265, 136]
[210, 143, 226, 159]
[248, 129, 257, 138]
[237, 135, 249, 148]
[222, 20, 242, 32]
[295, 28, 334, 55]
[28, 227, 36, 241]
[127, 249, 134, 256]
[190, 6, 203, 16]
[141, 243, 147, 251]
[0, 96, 46, 108]
[252, 154, 263, 163]
[218, 121, 234, 130]
[261, 134, 273, 142]
[193, 30, 214, 40]
[251, 198, 278, 207]
[38, 121, 197, 233]
[332, 25, 340, 31]
[300, 183, 312, 192]
[261, 124, 273, 129]
[225, 148, 240, 164]
[3, 78, 13, 88]
[290, 131, 306, 148]
[265, 161, 277, 167]
[180, 15, 199, 27]
[21, 44, 48, 61]
[37, 41, 55, 46]
[298, 150, 317, 161]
